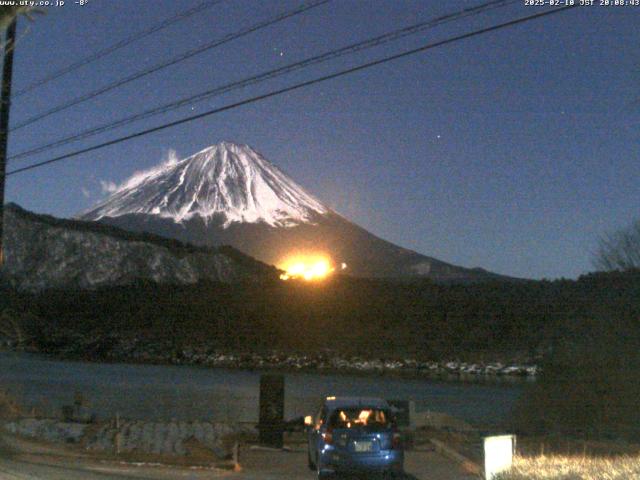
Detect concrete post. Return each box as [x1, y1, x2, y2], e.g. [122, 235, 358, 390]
[258, 374, 284, 448]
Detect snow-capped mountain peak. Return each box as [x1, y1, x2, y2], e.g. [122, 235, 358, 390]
[80, 142, 330, 228]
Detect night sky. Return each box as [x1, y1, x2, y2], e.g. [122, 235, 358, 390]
[5, 0, 638, 280]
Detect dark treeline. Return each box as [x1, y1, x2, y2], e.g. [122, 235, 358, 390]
[1, 269, 639, 361]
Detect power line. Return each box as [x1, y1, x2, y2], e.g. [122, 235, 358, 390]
[9, 0, 517, 163]
[6, 5, 576, 178]
[14, 0, 223, 98]
[10, 0, 331, 131]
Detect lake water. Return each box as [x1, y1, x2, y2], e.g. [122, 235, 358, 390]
[0, 352, 524, 427]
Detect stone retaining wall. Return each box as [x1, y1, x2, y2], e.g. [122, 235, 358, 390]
[3, 418, 253, 457]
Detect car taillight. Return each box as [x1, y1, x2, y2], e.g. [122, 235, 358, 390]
[322, 427, 333, 445]
[391, 432, 401, 449]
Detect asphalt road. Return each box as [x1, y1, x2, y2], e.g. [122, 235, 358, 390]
[0, 434, 478, 480]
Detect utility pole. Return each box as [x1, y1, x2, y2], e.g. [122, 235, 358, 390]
[0, 17, 17, 268]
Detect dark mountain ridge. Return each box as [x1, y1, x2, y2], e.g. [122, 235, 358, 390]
[1, 203, 277, 291]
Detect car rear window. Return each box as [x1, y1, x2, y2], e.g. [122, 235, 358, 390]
[328, 408, 391, 429]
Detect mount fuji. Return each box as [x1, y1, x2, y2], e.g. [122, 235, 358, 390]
[80, 142, 506, 282]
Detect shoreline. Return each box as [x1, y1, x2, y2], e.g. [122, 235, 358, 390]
[1, 345, 538, 384]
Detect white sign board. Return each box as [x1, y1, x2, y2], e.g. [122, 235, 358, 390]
[484, 434, 515, 480]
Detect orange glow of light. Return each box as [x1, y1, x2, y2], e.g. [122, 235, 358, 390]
[278, 254, 339, 281]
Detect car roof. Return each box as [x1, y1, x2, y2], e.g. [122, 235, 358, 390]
[323, 396, 389, 410]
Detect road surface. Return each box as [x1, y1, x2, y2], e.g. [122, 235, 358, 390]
[0, 434, 478, 480]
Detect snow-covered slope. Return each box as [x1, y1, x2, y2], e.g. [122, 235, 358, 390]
[81, 142, 329, 227]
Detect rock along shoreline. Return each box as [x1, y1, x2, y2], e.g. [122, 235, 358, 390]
[4, 334, 539, 381]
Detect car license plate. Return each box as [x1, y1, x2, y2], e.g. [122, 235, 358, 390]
[353, 440, 373, 452]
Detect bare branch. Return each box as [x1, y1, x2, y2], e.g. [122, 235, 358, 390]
[594, 219, 640, 271]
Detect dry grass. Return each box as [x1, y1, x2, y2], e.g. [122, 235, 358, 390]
[0, 390, 23, 419]
[497, 454, 640, 480]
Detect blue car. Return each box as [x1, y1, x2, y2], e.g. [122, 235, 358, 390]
[306, 396, 404, 478]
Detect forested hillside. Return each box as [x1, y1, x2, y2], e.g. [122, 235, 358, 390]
[2, 270, 639, 363]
